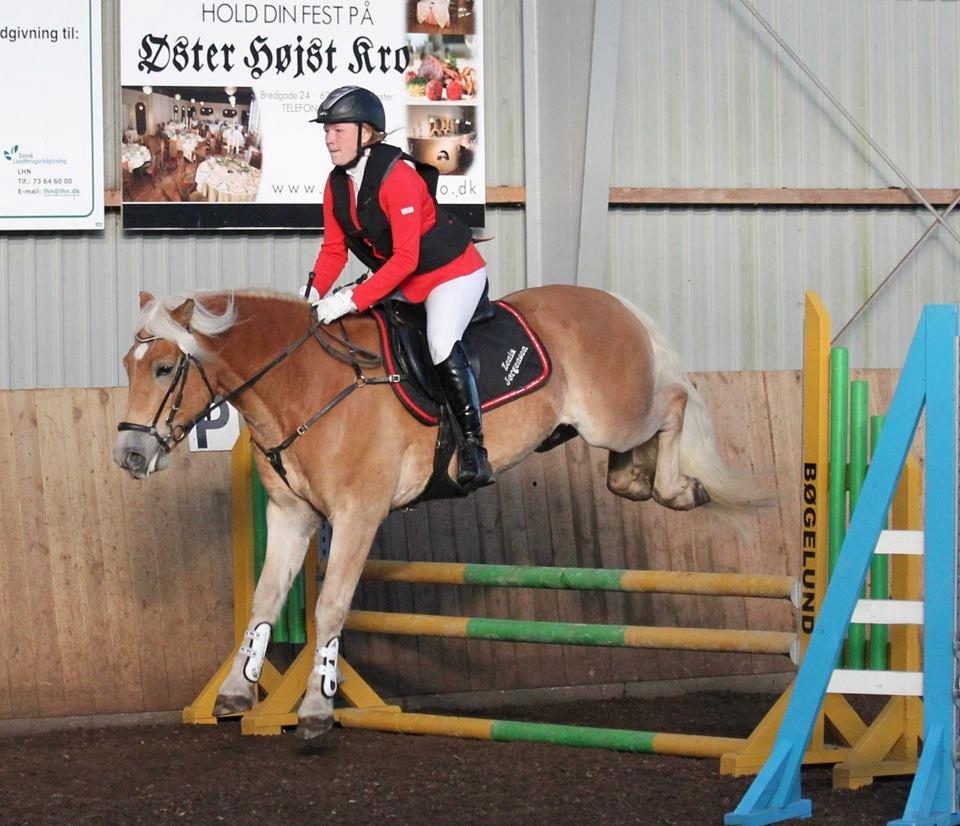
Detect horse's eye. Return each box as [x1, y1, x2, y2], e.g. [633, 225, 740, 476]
[154, 363, 174, 378]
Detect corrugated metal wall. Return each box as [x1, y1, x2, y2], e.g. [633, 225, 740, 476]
[616, 0, 960, 189]
[2, 0, 959, 388]
[604, 0, 960, 371]
[605, 207, 960, 372]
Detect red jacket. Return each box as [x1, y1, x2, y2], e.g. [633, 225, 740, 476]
[312, 160, 484, 312]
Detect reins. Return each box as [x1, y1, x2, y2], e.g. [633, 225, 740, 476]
[256, 319, 402, 485]
[118, 307, 404, 488]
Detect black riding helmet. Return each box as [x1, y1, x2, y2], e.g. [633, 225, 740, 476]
[309, 86, 385, 132]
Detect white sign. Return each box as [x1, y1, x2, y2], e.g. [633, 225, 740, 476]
[119, 0, 484, 228]
[0, 0, 104, 230]
[188, 401, 241, 452]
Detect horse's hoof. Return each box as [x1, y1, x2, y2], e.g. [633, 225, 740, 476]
[607, 477, 654, 501]
[296, 715, 335, 740]
[690, 479, 711, 508]
[653, 479, 711, 511]
[606, 461, 654, 501]
[213, 693, 254, 716]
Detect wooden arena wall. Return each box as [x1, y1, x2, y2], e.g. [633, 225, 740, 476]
[0, 370, 908, 720]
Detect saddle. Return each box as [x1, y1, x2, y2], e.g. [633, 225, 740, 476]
[370, 286, 555, 504]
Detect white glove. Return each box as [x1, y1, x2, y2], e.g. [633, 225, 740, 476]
[314, 288, 356, 324]
[298, 284, 321, 305]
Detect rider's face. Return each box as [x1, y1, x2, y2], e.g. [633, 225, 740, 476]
[324, 123, 362, 166]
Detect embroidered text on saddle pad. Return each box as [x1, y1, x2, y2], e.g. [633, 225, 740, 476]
[371, 300, 552, 425]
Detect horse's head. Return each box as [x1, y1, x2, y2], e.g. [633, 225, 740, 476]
[114, 291, 235, 479]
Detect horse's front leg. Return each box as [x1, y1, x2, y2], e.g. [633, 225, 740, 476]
[213, 495, 320, 715]
[297, 508, 382, 739]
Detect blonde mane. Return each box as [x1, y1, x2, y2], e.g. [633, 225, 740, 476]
[138, 292, 238, 358]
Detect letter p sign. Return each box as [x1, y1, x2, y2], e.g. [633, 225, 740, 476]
[188, 402, 241, 452]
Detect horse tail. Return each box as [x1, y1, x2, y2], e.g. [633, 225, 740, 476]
[612, 294, 771, 513]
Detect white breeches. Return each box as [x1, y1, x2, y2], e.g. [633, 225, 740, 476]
[424, 267, 488, 364]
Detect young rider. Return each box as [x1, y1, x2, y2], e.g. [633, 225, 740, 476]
[306, 85, 492, 488]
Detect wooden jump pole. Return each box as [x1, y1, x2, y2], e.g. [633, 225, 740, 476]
[344, 610, 796, 656]
[335, 708, 746, 759]
[341, 559, 795, 599]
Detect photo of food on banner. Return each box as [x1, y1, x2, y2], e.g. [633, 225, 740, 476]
[405, 34, 478, 103]
[119, 85, 262, 204]
[407, 0, 476, 36]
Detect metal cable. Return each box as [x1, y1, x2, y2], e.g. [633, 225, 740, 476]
[833, 192, 960, 343]
[737, 0, 960, 247]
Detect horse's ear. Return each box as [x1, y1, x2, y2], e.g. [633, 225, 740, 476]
[169, 298, 196, 327]
[139, 291, 154, 309]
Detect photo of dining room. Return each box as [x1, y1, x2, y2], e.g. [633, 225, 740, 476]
[120, 85, 263, 203]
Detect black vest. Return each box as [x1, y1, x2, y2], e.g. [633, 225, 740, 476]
[329, 143, 473, 275]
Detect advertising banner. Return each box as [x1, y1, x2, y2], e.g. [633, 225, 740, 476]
[0, 0, 104, 231]
[120, 0, 484, 231]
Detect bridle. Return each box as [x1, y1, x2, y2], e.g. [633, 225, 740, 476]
[116, 332, 219, 453]
[117, 313, 403, 484]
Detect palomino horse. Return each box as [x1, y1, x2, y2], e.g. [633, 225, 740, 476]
[114, 285, 761, 739]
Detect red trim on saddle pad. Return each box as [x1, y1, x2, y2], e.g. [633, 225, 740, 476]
[481, 301, 551, 412]
[370, 300, 552, 426]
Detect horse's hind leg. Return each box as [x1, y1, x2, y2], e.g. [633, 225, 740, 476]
[605, 385, 708, 510]
[213, 495, 319, 716]
[648, 383, 710, 511]
[606, 438, 657, 501]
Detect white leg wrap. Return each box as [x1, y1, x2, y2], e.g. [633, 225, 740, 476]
[315, 636, 340, 698]
[239, 621, 271, 683]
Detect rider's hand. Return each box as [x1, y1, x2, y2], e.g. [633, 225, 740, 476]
[298, 284, 321, 305]
[314, 288, 356, 324]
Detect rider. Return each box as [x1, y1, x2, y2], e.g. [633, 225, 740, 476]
[306, 85, 492, 488]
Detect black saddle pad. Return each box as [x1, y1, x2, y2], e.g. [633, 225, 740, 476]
[370, 299, 552, 425]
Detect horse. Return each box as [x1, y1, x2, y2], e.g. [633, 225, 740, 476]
[113, 284, 763, 739]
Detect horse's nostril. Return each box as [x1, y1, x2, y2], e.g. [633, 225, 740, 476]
[125, 451, 146, 472]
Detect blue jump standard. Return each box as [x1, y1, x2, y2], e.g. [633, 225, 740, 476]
[725, 306, 960, 826]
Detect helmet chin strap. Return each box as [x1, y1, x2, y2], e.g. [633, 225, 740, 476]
[338, 124, 367, 170]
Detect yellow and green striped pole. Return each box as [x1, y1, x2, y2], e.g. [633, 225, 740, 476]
[336, 708, 745, 758]
[345, 611, 795, 656]
[333, 560, 795, 600]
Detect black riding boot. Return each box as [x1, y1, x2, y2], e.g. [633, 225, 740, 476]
[435, 342, 494, 488]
